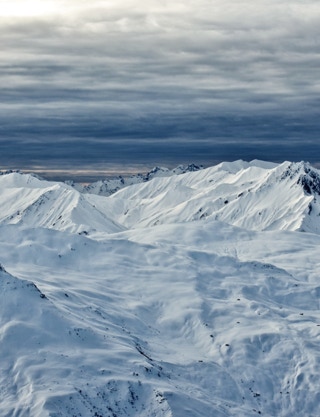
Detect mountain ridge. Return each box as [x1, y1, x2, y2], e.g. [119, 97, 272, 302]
[1, 160, 320, 416]
[1, 160, 320, 235]
[67, 163, 204, 196]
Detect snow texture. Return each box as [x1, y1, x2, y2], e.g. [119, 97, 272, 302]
[0, 160, 320, 416]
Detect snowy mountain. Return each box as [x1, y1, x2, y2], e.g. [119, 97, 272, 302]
[108, 160, 320, 233]
[0, 172, 123, 234]
[68, 164, 203, 196]
[2, 159, 319, 234]
[0, 160, 320, 416]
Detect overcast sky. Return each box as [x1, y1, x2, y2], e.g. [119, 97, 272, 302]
[1, 0, 320, 178]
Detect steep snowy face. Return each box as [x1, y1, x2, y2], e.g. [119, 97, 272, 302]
[0, 160, 320, 234]
[278, 161, 320, 233]
[110, 160, 320, 233]
[0, 172, 123, 234]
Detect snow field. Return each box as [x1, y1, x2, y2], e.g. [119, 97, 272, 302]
[0, 160, 320, 416]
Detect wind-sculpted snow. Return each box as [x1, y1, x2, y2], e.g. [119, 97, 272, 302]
[109, 160, 320, 233]
[0, 172, 124, 234]
[1, 160, 320, 234]
[0, 161, 320, 416]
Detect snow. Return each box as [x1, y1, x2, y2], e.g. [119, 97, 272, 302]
[69, 164, 204, 197]
[0, 160, 320, 416]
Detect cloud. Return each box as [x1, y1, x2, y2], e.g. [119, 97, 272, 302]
[1, 0, 320, 174]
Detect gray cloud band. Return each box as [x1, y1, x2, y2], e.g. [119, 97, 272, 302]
[1, 0, 320, 173]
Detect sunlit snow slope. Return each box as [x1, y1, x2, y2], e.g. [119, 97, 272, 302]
[2, 160, 320, 234]
[0, 160, 320, 417]
[0, 173, 123, 234]
[108, 160, 320, 233]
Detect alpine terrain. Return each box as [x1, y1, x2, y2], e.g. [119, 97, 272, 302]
[0, 160, 320, 417]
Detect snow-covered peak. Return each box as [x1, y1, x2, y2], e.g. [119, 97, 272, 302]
[296, 162, 320, 196]
[0, 172, 123, 234]
[1, 160, 320, 416]
[1, 160, 320, 235]
[70, 163, 204, 196]
[108, 160, 320, 234]
[0, 170, 52, 189]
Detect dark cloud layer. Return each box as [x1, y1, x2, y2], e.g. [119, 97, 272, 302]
[1, 0, 320, 178]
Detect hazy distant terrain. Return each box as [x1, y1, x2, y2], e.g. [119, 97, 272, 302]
[1, 160, 320, 416]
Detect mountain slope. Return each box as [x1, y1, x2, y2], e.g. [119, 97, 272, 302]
[0, 161, 320, 233]
[109, 160, 320, 233]
[0, 172, 123, 234]
[0, 221, 320, 416]
[1, 160, 320, 416]
[1, 160, 320, 235]
[69, 164, 203, 196]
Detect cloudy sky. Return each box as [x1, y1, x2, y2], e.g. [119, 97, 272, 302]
[1, 0, 320, 178]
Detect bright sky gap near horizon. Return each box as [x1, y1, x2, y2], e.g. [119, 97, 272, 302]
[1, 0, 320, 179]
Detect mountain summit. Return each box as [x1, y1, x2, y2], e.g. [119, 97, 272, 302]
[0, 160, 320, 234]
